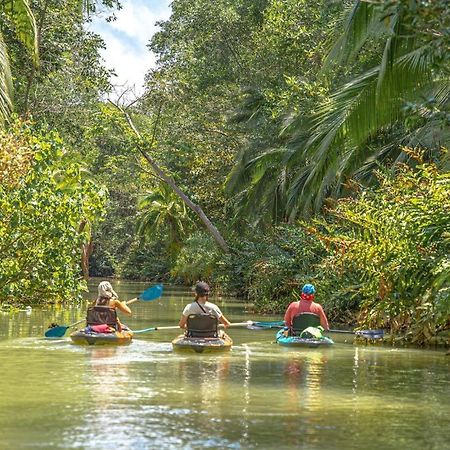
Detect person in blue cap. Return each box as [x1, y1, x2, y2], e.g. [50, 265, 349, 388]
[284, 283, 329, 330]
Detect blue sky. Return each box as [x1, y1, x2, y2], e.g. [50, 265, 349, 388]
[88, 0, 172, 97]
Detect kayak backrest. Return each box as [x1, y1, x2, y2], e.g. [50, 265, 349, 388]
[186, 314, 218, 338]
[86, 306, 118, 329]
[292, 313, 320, 335]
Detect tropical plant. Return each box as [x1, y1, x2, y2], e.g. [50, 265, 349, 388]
[137, 182, 192, 262]
[0, 0, 38, 122]
[287, 0, 450, 214]
[216, 224, 326, 310]
[313, 155, 450, 344]
[228, 0, 450, 221]
[171, 232, 219, 284]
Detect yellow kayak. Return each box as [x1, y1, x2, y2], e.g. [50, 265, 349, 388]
[70, 329, 133, 346]
[172, 332, 232, 353]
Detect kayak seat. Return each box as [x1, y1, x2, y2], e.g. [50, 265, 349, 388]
[186, 314, 218, 338]
[291, 313, 320, 336]
[86, 306, 118, 330]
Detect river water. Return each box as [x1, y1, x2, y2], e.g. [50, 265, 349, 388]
[0, 281, 448, 450]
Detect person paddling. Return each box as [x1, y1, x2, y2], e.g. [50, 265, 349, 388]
[88, 281, 132, 332]
[178, 281, 231, 330]
[284, 283, 329, 331]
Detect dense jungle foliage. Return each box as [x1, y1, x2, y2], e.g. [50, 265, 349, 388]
[0, 0, 448, 344]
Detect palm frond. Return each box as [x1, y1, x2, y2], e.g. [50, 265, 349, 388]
[323, 1, 383, 70]
[3, 0, 39, 66]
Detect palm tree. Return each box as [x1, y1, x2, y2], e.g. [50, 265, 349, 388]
[137, 183, 192, 261]
[287, 0, 450, 214]
[0, 0, 38, 123]
[228, 0, 450, 222]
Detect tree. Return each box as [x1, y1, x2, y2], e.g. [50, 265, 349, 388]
[0, 0, 38, 123]
[116, 104, 230, 252]
[0, 122, 106, 303]
[288, 0, 450, 214]
[314, 156, 450, 345]
[137, 182, 191, 262]
[227, 0, 450, 221]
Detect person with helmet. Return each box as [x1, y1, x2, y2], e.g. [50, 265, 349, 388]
[284, 283, 329, 330]
[178, 281, 231, 329]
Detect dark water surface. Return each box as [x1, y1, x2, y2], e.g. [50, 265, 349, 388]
[0, 281, 449, 449]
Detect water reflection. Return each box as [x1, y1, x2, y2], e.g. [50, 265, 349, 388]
[282, 351, 329, 448]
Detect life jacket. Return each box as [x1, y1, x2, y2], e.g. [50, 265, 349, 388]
[186, 314, 218, 338]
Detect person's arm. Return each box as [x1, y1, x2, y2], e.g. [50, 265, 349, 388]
[318, 306, 329, 331]
[114, 300, 131, 315]
[284, 303, 294, 328]
[211, 304, 230, 328]
[219, 315, 231, 328]
[179, 315, 188, 329]
[179, 304, 191, 328]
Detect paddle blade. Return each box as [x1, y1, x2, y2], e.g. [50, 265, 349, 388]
[355, 329, 385, 339]
[45, 326, 69, 338]
[247, 320, 284, 330]
[140, 284, 164, 301]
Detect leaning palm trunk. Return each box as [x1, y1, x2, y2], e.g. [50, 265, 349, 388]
[117, 105, 229, 253]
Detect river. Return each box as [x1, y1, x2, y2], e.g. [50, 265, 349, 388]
[0, 281, 449, 449]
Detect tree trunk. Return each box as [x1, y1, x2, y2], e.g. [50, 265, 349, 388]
[79, 220, 94, 280]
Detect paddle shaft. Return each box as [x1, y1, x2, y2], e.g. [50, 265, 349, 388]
[329, 329, 385, 335]
[125, 297, 139, 305]
[248, 320, 383, 335]
[68, 319, 85, 329]
[132, 321, 251, 334]
[329, 329, 356, 334]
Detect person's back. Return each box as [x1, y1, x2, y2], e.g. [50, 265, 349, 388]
[88, 281, 132, 332]
[182, 299, 223, 318]
[284, 284, 329, 331]
[179, 281, 231, 331]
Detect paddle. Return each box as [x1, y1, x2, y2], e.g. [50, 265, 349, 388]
[246, 320, 284, 330]
[330, 328, 385, 338]
[45, 318, 86, 337]
[45, 284, 164, 338]
[246, 320, 384, 338]
[132, 321, 252, 334]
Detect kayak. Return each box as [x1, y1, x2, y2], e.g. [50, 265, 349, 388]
[172, 332, 233, 353]
[276, 329, 334, 348]
[70, 329, 133, 346]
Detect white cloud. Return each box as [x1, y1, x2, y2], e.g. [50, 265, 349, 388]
[88, 0, 172, 99]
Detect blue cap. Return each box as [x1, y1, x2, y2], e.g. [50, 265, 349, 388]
[302, 284, 315, 295]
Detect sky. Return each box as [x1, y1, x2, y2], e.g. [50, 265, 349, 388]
[89, 0, 172, 98]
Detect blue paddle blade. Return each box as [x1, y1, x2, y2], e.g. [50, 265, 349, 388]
[140, 284, 164, 301]
[45, 326, 69, 338]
